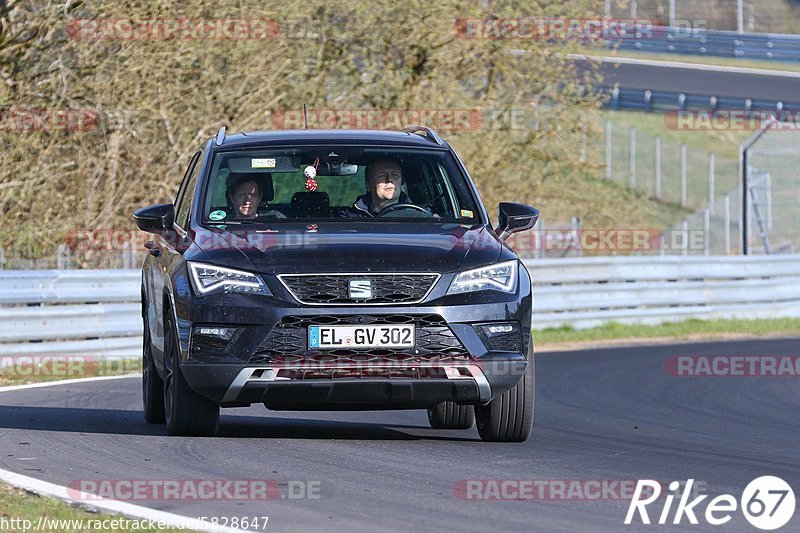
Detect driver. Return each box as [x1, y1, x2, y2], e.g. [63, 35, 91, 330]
[348, 158, 430, 217]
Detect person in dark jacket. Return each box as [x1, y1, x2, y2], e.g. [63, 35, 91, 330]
[346, 158, 431, 217]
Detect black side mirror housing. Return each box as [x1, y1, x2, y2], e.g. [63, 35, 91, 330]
[496, 202, 540, 241]
[134, 204, 175, 234]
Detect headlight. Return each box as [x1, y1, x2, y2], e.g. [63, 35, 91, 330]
[447, 260, 518, 295]
[188, 262, 271, 296]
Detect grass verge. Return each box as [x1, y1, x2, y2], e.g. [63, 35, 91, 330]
[0, 358, 185, 532]
[0, 483, 185, 532]
[535, 317, 800, 348]
[0, 358, 140, 387]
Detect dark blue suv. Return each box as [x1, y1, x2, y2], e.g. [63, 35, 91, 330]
[134, 126, 539, 441]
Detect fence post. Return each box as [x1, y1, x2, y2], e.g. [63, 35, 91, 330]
[765, 172, 772, 230]
[57, 244, 71, 270]
[654, 136, 661, 199]
[723, 193, 731, 255]
[629, 127, 637, 189]
[536, 218, 545, 259]
[571, 216, 582, 257]
[0, 247, 4, 270]
[703, 208, 710, 256]
[681, 218, 689, 256]
[122, 240, 132, 269]
[680, 144, 687, 207]
[708, 153, 715, 214]
[669, 0, 676, 27]
[605, 119, 612, 180]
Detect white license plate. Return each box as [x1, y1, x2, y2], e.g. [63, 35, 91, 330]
[308, 325, 415, 349]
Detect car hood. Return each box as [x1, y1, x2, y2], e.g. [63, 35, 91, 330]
[192, 222, 504, 275]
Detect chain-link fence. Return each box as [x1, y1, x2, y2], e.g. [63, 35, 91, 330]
[744, 128, 800, 254]
[605, 0, 800, 34]
[0, 243, 144, 270]
[604, 120, 739, 212]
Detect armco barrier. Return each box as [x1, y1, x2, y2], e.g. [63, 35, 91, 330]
[525, 255, 800, 329]
[611, 26, 800, 63]
[1, 256, 799, 357]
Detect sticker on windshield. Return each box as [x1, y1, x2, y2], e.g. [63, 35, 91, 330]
[209, 210, 227, 221]
[460, 209, 474, 218]
[251, 158, 276, 168]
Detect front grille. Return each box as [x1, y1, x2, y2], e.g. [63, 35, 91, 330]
[251, 314, 470, 365]
[278, 274, 439, 305]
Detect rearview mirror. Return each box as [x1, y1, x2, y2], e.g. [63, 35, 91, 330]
[496, 202, 540, 241]
[134, 204, 175, 234]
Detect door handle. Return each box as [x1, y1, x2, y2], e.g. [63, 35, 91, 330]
[145, 241, 161, 257]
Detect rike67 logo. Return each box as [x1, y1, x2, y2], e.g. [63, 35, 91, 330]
[625, 477, 795, 530]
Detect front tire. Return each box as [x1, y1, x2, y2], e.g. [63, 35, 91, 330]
[475, 351, 534, 442]
[142, 309, 165, 424]
[163, 314, 219, 436]
[427, 402, 475, 429]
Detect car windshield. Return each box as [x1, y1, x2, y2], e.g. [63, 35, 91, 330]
[201, 146, 481, 224]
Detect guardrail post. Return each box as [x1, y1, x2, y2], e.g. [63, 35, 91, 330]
[654, 136, 661, 199]
[680, 144, 687, 207]
[708, 153, 715, 214]
[605, 119, 612, 180]
[724, 193, 731, 255]
[629, 127, 637, 188]
[703, 208, 710, 256]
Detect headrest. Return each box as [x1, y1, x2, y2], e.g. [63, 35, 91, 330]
[226, 172, 274, 203]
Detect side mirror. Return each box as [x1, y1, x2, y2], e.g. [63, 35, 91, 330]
[134, 204, 175, 234]
[496, 202, 540, 241]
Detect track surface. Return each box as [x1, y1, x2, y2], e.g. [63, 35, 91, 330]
[1, 338, 799, 532]
[574, 57, 800, 104]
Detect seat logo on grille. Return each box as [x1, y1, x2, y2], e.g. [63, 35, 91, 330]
[348, 279, 372, 299]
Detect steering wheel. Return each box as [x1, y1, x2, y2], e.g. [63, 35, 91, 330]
[375, 203, 431, 217]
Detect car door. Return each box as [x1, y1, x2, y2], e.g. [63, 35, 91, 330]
[150, 150, 203, 372]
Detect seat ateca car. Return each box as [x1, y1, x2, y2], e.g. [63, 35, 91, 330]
[134, 126, 539, 441]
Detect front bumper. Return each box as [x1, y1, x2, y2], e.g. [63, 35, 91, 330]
[181, 351, 527, 409]
[175, 267, 532, 409]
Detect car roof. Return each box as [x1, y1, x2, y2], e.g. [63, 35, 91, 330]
[208, 129, 451, 150]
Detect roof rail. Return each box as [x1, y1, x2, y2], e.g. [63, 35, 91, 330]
[215, 126, 226, 146]
[402, 125, 444, 146]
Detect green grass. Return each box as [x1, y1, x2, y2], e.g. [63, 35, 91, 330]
[597, 110, 749, 214]
[0, 483, 186, 532]
[535, 317, 800, 345]
[0, 358, 140, 387]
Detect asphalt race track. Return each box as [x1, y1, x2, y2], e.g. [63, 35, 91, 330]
[573, 56, 800, 105]
[1, 338, 799, 532]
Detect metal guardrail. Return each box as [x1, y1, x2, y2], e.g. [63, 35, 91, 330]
[1, 257, 799, 357]
[0, 270, 141, 357]
[526, 255, 800, 329]
[606, 87, 800, 114]
[611, 26, 800, 62]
